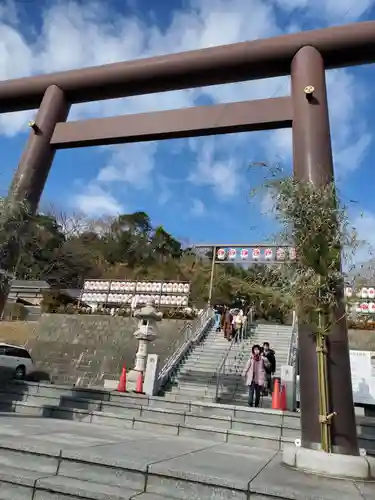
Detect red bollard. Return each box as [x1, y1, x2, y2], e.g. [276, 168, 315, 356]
[272, 378, 281, 410]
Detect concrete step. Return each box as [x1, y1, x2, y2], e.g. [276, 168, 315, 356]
[0, 415, 368, 500]
[0, 465, 142, 500]
[183, 358, 228, 365]
[0, 399, 301, 451]
[1, 381, 375, 456]
[179, 366, 220, 372]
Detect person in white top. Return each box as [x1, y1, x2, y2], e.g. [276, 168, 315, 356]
[233, 309, 244, 342]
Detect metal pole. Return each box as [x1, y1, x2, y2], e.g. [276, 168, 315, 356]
[208, 246, 216, 306]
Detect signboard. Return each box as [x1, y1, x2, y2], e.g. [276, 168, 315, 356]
[350, 350, 375, 405]
[296, 350, 375, 406]
[80, 280, 190, 308]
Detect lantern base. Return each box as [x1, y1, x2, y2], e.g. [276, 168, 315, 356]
[283, 446, 375, 480]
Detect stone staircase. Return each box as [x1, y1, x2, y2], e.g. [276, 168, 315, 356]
[0, 380, 374, 499]
[163, 323, 244, 401]
[221, 323, 293, 407]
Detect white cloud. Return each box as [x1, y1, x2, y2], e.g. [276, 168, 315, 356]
[73, 184, 123, 216]
[190, 198, 206, 217]
[271, 0, 374, 23]
[0, 0, 373, 215]
[260, 189, 276, 216]
[96, 142, 158, 190]
[350, 211, 375, 263]
[188, 139, 241, 198]
[0, 0, 19, 27]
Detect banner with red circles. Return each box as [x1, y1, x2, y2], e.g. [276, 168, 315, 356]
[346, 287, 375, 315]
[214, 246, 296, 263]
[80, 279, 191, 307]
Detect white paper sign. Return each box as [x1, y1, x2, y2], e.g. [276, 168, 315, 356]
[350, 350, 375, 405]
[296, 350, 375, 406]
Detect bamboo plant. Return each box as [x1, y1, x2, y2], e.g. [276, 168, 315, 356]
[250, 176, 359, 452]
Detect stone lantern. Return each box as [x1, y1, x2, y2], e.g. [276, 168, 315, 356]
[127, 298, 163, 390]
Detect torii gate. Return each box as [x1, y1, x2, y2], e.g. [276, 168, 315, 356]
[1, 20, 375, 456]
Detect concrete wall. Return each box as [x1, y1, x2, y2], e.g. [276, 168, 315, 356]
[0, 314, 186, 387]
[1, 318, 373, 389]
[348, 329, 375, 351]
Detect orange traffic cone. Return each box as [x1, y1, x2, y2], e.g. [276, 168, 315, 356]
[280, 384, 287, 411]
[135, 372, 143, 393]
[272, 378, 281, 410]
[117, 363, 127, 392]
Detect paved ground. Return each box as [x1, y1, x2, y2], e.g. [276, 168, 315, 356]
[0, 415, 374, 499]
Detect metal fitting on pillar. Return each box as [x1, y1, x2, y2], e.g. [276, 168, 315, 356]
[304, 85, 315, 102]
[28, 120, 39, 133]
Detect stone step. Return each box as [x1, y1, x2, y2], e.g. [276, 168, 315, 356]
[183, 357, 228, 364]
[1, 401, 301, 450]
[0, 465, 141, 500]
[181, 358, 224, 364]
[178, 366, 221, 373]
[1, 416, 369, 500]
[1, 381, 375, 455]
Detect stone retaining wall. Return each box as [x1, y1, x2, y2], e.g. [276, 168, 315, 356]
[0, 314, 186, 387]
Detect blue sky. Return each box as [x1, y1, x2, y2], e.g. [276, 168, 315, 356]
[1, 0, 375, 256]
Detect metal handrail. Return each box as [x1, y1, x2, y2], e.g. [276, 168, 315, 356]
[213, 308, 253, 402]
[157, 307, 214, 391]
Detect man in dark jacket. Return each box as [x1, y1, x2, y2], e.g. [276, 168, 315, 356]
[262, 342, 276, 393]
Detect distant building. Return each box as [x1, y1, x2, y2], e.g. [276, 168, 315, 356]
[4, 280, 81, 321]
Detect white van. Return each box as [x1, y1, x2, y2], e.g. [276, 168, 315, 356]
[0, 343, 34, 379]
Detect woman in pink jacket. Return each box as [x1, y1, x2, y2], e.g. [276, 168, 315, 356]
[242, 344, 271, 407]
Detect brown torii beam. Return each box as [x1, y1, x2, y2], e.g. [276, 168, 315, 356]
[0, 21, 375, 112]
[2, 19, 373, 458]
[50, 97, 292, 148]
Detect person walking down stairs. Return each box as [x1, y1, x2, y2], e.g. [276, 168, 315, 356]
[242, 344, 271, 408]
[214, 305, 222, 332]
[233, 309, 244, 342]
[222, 306, 233, 341]
[262, 341, 276, 395]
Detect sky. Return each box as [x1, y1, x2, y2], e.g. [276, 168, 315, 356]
[1, 0, 375, 260]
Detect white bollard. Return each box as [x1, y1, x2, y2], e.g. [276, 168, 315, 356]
[281, 365, 296, 411]
[143, 354, 160, 396]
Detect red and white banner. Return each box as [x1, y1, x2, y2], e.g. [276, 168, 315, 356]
[360, 302, 369, 313]
[228, 248, 236, 260]
[289, 247, 297, 260]
[276, 248, 286, 261]
[252, 248, 260, 261]
[240, 248, 249, 260]
[264, 248, 273, 261]
[217, 248, 226, 260]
